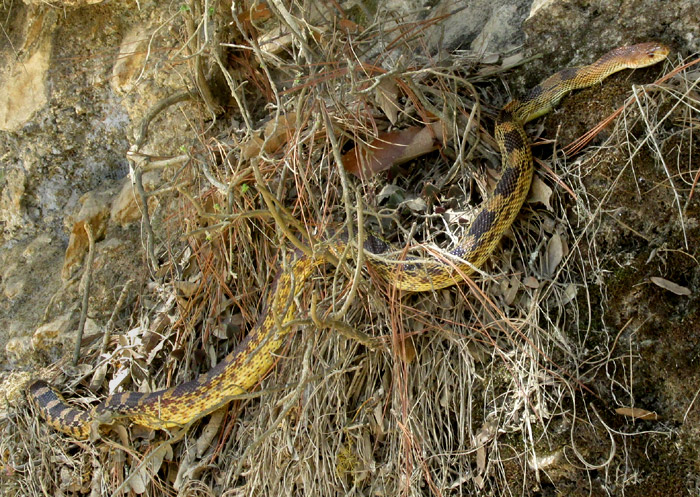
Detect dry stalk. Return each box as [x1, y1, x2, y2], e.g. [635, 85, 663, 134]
[73, 223, 96, 366]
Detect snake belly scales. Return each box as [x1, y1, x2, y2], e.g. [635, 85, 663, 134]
[28, 43, 669, 440]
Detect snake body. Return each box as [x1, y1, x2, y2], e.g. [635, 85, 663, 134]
[28, 43, 668, 440]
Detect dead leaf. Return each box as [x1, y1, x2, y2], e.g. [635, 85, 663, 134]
[615, 407, 660, 421]
[108, 366, 131, 393]
[174, 280, 199, 298]
[127, 443, 170, 494]
[473, 419, 497, 489]
[263, 112, 298, 154]
[376, 184, 403, 204]
[523, 276, 539, 289]
[196, 408, 226, 457]
[211, 324, 230, 340]
[528, 176, 553, 210]
[501, 275, 520, 305]
[90, 362, 109, 391]
[546, 233, 563, 276]
[338, 18, 362, 34]
[238, 2, 272, 23]
[397, 337, 416, 363]
[501, 52, 524, 68]
[342, 122, 444, 178]
[240, 112, 299, 160]
[375, 78, 399, 124]
[650, 276, 691, 296]
[240, 133, 264, 160]
[561, 283, 577, 305]
[402, 197, 427, 213]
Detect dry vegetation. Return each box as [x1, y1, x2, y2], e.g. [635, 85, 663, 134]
[2, 2, 698, 496]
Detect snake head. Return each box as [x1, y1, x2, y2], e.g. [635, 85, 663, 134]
[617, 42, 670, 68]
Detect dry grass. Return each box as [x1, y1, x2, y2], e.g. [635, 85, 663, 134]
[2, 2, 697, 496]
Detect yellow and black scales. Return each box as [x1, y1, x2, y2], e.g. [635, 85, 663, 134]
[29, 43, 669, 440]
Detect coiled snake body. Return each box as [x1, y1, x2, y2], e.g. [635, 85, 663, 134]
[29, 43, 668, 440]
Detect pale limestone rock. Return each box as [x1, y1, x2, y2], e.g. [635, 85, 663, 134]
[110, 170, 161, 227]
[62, 189, 116, 280]
[31, 312, 75, 352]
[3, 273, 26, 300]
[528, 0, 553, 18]
[524, 0, 699, 64]
[2, 262, 25, 299]
[4, 337, 32, 362]
[0, 167, 29, 233]
[21, 233, 54, 261]
[112, 25, 153, 94]
[0, 372, 32, 415]
[0, 23, 51, 131]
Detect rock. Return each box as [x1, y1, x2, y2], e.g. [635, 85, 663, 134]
[0, 9, 53, 132]
[4, 337, 32, 363]
[3, 273, 26, 300]
[31, 312, 75, 352]
[404, 0, 532, 55]
[110, 170, 161, 227]
[0, 167, 31, 236]
[112, 25, 152, 94]
[2, 262, 27, 300]
[21, 233, 54, 261]
[0, 3, 130, 243]
[524, 0, 699, 71]
[62, 189, 116, 280]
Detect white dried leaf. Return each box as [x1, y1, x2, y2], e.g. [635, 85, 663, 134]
[126, 466, 147, 494]
[501, 275, 519, 305]
[650, 276, 691, 296]
[211, 323, 230, 340]
[108, 367, 131, 394]
[528, 176, 553, 210]
[402, 197, 427, 212]
[89, 362, 109, 390]
[475, 444, 487, 485]
[127, 444, 169, 494]
[546, 233, 563, 276]
[473, 419, 497, 488]
[196, 408, 226, 457]
[501, 52, 524, 68]
[377, 184, 401, 203]
[561, 283, 577, 304]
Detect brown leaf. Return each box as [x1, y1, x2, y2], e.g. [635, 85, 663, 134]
[523, 276, 539, 289]
[338, 18, 362, 34]
[397, 337, 416, 363]
[240, 112, 298, 160]
[375, 78, 400, 124]
[238, 2, 272, 23]
[615, 407, 660, 421]
[650, 276, 691, 296]
[343, 122, 443, 178]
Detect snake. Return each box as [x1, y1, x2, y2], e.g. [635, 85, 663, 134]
[28, 43, 669, 440]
